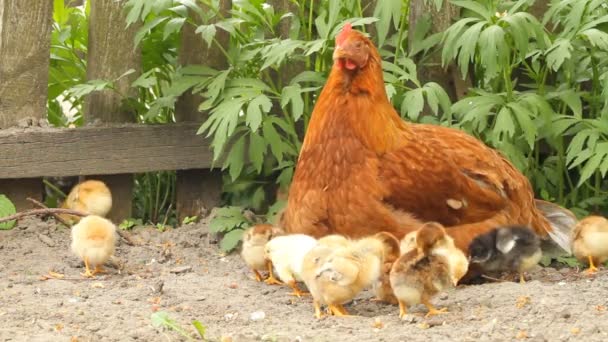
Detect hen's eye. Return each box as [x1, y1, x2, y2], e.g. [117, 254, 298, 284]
[354, 41, 363, 49]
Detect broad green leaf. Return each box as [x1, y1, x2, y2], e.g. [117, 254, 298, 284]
[509, 102, 537, 148]
[163, 17, 186, 40]
[578, 149, 606, 186]
[225, 135, 246, 181]
[195, 24, 217, 49]
[494, 106, 516, 140]
[546, 39, 573, 71]
[450, 0, 493, 20]
[0, 195, 16, 230]
[220, 228, 245, 252]
[246, 95, 272, 132]
[401, 88, 424, 121]
[248, 132, 266, 173]
[557, 89, 583, 117]
[281, 85, 304, 121]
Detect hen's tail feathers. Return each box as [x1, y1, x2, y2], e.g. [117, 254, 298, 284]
[535, 199, 577, 255]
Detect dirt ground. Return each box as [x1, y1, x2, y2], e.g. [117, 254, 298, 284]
[1, 216, 607, 342]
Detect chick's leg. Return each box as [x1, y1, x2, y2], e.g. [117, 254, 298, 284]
[422, 297, 448, 317]
[398, 300, 408, 319]
[313, 300, 324, 319]
[263, 260, 283, 285]
[93, 265, 106, 275]
[81, 257, 94, 278]
[287, 280, 309, 297]
[519, 272, 526, 283]
[253, 269, 265, 282]
[328, 304, 351, 317]
[586, 255, 598, 274]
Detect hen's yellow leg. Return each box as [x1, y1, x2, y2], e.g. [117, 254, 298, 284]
[81, 257, 94, 278]
[263, 260, 283, 285]
[422, 298, 448, 317]
[586, 255, 598, 274]
[287, 280, 310, 297]
[398, 300, 408, 319]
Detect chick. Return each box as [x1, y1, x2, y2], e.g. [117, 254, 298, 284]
[400, 230, 418, 254]
[371, 232, 401, 304]
[71, 215, 117, 278]
[301, 234, 351, 318]
[264, 234, 317, 296]
[241, 224, 284, 281]
[572, 216, 608, 274]
[313, 235, 386, 316]
[60, 180, 113, 223]
[468, 225, 541, 283]
[390, 222, 467, 318]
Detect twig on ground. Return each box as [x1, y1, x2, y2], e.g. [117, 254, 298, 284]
[26, 197, 72, 227]
[481, 274, 509, 283]
[0, 208, 88, 224]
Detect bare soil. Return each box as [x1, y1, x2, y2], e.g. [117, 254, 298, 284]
[1, 217, 607, 342]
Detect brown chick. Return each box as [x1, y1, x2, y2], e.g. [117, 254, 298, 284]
[572, 216, 608, 274]
[241, 224, 284, 281]
[301, 234, 351, 318]
[371, 232, 401, 304]
[312, 235, 385, 316]
[60, 180, 112, 224]
[71, 215, 117, 278]
[390, 222, 467, 318]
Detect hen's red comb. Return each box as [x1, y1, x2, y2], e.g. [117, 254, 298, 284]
[336, 22, 352, 47]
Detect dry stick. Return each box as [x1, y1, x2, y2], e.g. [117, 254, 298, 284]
[0, 205, 137, 246]
[0, 208, 88, 224]
[26, 197, 71, 227]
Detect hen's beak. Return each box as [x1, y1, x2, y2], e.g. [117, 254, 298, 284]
[332, 45, 345, 60]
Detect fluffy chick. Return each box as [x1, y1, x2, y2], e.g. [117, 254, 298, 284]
[60, 180, 113, 224]
[264, 234, 317, 296]
[572, 216, 608, 274]
[241, 224, 284, 281]
[390, 222, 467, 318]
[371, 232, 401, 304]
[313, 235, 386, 316]
[468, 225, 541, 283]
[71, 215, 117, 278]
[301, 234, 351, 318]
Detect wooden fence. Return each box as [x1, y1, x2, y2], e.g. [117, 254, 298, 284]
[0, 0, 238, 222]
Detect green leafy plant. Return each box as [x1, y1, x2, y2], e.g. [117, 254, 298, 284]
[119, 218, 143, 230]
[208, 206, 256, 252]
[0, 195, 17, 230]
[182, 216, 199, 225]
[151, 311, 207, 341]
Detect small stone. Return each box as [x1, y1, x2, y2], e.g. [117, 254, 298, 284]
[249, 311, 266, 321]
[169, 266, 192, 274]
[37, 234, 56, 247]
[439, 293, 449, 300]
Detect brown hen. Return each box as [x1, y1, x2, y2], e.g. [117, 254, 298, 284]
[282, 23, 573, 254]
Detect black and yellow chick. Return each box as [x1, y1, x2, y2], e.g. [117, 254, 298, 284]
[468, 225, 542, 283]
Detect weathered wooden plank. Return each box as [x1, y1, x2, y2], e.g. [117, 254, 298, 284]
[0, 123, 214, 179]
[174, 0, 231, 221]
[0, 0, 53, 128]
[0, 0, 53, 209]
[85, 0, 142, 221]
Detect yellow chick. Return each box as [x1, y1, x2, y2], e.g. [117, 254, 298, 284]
[71, 215, 117, 278]
[264, 234, 317, 296]
[241, 224, 284, 281]
[371, 232, 401, 304]
[60, 180, 112, 223]
[390, 222, 468, 319]
[400, 230, 418, 254]
[572, 216, 608, 274]
[312, 235, 386, 316]
[301, 234, 351, 318]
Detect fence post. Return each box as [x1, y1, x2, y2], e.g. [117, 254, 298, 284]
[0, 0, 54, 209]
[84, 0, 141, 223]
[174, 1, 231, 222]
